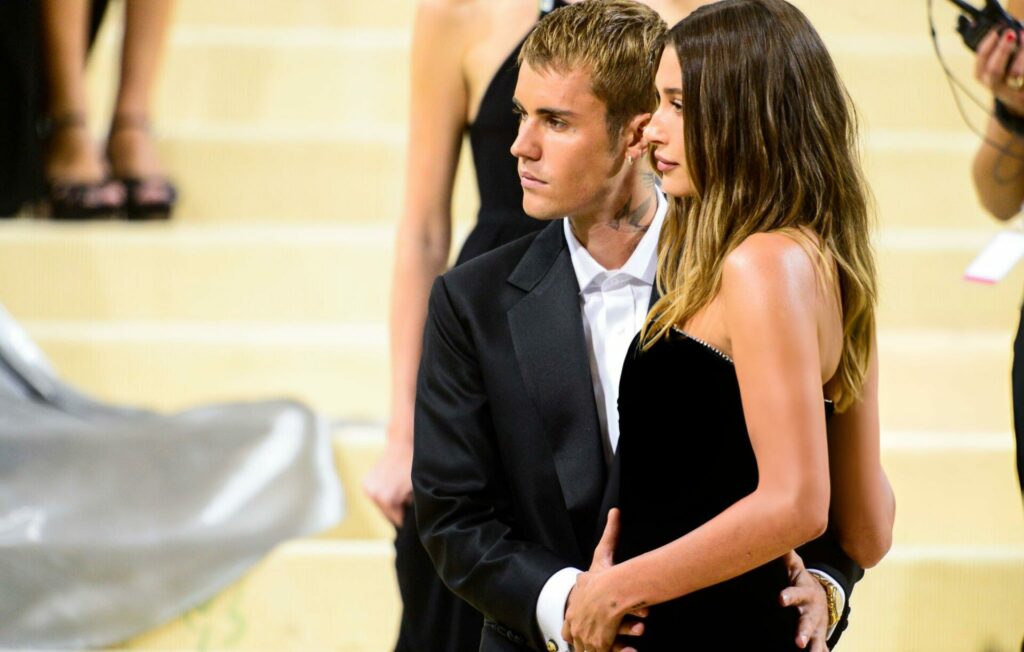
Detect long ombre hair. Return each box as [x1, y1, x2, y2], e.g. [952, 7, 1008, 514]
[642, 0, 877, 411]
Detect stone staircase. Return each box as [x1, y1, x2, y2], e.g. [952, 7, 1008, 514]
[5, 0, 1021, 650]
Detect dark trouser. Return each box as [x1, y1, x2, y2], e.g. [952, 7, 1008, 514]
[393, 502, 484, 652]
[1011, 305, 1024, 495]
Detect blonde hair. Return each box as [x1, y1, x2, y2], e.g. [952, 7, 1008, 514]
[519, 0, 667, 138]
[642, 0, 877, 412]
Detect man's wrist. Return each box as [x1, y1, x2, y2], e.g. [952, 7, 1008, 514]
[536, 567, 582, 652]
[807, 569, 846, 638]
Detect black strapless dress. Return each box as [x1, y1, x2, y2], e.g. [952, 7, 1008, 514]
[616, 329, 833, 650]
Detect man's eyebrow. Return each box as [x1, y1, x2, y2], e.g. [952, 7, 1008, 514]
[511, 98, 575, 119]
[536, 107, 575, 119]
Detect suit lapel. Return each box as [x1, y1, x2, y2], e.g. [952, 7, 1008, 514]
[507, 222, 607, 560]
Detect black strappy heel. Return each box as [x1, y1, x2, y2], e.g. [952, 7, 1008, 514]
[44, 113, 125, 220]
[108, 114, 177, 221]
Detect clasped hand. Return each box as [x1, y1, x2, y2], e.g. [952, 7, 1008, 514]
[562, 509, 647, 652]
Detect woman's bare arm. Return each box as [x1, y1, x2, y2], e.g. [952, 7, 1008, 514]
[362, 0, 469, 526]
[826, 337, 895, 568]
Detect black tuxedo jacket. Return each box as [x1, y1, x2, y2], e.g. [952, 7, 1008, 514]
[413, 220, 862, 651]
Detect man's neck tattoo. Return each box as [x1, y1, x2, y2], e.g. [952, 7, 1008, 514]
[609, 171, 659, 232]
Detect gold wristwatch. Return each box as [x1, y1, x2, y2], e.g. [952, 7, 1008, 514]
[811, 574, 840, 630]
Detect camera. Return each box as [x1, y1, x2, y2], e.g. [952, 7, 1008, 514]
[948, 0, 1024, 51]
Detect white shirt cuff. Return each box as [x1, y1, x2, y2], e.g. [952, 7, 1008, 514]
[806, 569, 847, 640]
[536, 567, 583, 652]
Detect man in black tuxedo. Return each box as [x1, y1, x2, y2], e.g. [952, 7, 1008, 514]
[412, 2, 862, 650]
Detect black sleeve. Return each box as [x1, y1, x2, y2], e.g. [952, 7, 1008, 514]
[796, 526, 865, 649]
[413, 277, 567, 650]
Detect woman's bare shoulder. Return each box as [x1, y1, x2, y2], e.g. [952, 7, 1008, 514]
[723, 232, 819, 290]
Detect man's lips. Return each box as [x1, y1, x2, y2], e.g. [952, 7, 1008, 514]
[519, 170, 547, 189]
[654, 154, 679, 172]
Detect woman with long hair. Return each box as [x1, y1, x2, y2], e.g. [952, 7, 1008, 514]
[561, 1, 895, 649]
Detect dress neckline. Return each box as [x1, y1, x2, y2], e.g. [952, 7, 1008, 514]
[669, 326, 836, 409]
[671, 326, 734, 365]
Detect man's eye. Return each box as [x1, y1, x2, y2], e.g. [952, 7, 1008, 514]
[513, 110, 526, 122]
[548, 118, 566, 129]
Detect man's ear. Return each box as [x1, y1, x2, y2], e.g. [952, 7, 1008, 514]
[624, 112, 652, 161]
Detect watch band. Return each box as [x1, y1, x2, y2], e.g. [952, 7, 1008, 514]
[809, 573, 840, 630]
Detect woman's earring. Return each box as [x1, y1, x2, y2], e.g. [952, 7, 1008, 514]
[627, 155, 634, 166]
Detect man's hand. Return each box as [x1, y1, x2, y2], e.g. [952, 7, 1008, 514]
[779, 551, 828, 652]
[361, 436, 413, 527]
[563, 509, 647, 652]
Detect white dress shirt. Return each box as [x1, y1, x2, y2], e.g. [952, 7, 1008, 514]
[533, 190, 844, 650]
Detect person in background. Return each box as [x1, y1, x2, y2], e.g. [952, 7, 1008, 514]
[970, 2, 1024, 492]
[41, 0, 177, 220]
[363, 2, 705, 650]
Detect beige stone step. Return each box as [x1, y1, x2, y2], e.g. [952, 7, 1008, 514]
[876, 231, 1024, 332]
[2, 220, 1021, 330]
[152, 27, 973, 133]
[0, 222, 392, 323]
[153, 131, 479, 224]
[117, 538, 1024, 652]
[864, 135, 986, 232]
[841, 546, 1024, 652]
[118, 540, 401, 652]
[27, 320, 388, 421]
[174, 0, 417, 30]
[328, 427, 1024, 547]
[147, 128, 993, 225]
[172, 0, 944, 38]
[20, 323, 1018, 433]
[157, 29, 410, 128]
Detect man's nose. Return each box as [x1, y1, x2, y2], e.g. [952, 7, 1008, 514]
[510, 122, 540, 161]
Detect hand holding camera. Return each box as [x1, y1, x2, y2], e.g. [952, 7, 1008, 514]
[951, 0, 1024, 125]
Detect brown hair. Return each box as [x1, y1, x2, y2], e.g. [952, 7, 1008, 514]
[519, 0, 667, 139]
[642, 0, 877, 411]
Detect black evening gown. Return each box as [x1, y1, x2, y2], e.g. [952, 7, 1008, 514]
[393, 3, 566, 652]
[0, 0, 110, 217]
[616, 330, 834, 650]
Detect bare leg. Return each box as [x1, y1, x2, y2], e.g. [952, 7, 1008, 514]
[107, 0, 176, 179]
[41, 0, 106, 183]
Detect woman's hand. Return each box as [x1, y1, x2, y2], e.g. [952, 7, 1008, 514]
[975, 28, 1024, 115]
[562, 509, 647, 652]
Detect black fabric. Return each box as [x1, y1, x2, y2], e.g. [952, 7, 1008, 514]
[413, 222, 604, 652]
[393, 503, 484, 652]
[0, 1, 44, 216]
[616, 333, 838, 650]
[0, 0, 110, 217]
[1011, 303, 1024, 494]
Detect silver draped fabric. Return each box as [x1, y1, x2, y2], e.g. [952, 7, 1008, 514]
[0, 306, 344, 648]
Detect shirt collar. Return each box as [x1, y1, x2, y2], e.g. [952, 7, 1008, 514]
[563, 188, 667, 293]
